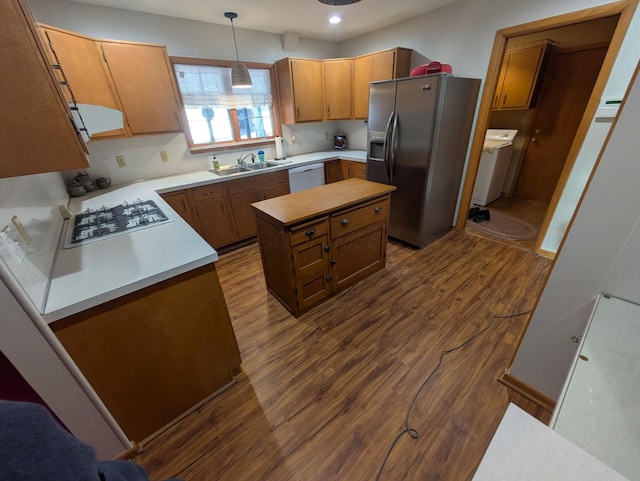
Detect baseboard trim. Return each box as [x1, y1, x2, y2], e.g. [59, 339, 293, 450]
[537, 248, 556, 259]
[115, 441, 140, 460]
[498, 369, 556, 424]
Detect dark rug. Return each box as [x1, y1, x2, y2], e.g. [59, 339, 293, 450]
[468, 210, 539, 241]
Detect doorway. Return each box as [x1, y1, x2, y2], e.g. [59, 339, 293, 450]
[456, 0, 637, 256]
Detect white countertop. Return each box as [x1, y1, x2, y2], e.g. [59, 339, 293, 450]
[472, 404, 629, 481]
[43, 150, 366, 322]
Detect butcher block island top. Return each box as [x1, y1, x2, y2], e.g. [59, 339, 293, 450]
[251, 178, 396, 226]
[252, 179, 396, 316]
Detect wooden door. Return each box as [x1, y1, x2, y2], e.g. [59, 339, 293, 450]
[100, 41, 181, 134]
[193, 196, 237, 248]
[161, 191, 196, 229]
[261, 181, 290, 201]
[229, 189, 262, 240]
[323, 59, 352, 120]
[353, 55, 373, 119]
[332, 221, 386, 291]
[494, 46, 546, 110]
[0, 0, 89, 178]
[514, 46, 608, 202]
[371, 50, 396, 80]
[291, 59, 324, 122]
[325, 160, 344, 183]
[39, 27, 127, 139]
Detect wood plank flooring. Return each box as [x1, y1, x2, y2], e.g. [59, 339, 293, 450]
[136, 231, 550, 481]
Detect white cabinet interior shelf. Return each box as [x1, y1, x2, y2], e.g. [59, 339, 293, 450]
[553, 294, 640, 481]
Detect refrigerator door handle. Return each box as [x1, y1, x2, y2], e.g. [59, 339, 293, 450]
[389, 112, 399, 183]
[383, 112, 394, 182]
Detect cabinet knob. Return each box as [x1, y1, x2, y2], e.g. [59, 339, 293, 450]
[324, 245, 331, 251]
[296, 107, 301, 120]
[374, 207, 382, 213]
[341, 218, 350, 225]
[326, 275, 332, 281]
[306, 228, 316, 236]
[330, 259, 336, 265]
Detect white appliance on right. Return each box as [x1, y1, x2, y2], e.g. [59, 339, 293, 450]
[471, 129, 518, 206]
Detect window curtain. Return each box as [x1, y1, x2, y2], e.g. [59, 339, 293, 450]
[174, 64, 272, 109]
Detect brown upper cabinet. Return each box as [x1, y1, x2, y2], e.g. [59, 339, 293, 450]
[38, 25, 128, 139]
[99, 40, 182, 135]
[275, 58, 325, 123]
[323, 59, 353, 120]
[353, 48, 412, 119]
[1, 0, 89, 178]
[493, 43, 550, 110]
[276, 48, 412, 124]
[38, 24, 183, 138]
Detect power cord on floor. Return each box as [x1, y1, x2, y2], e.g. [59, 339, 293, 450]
[373, 310, 531, 481]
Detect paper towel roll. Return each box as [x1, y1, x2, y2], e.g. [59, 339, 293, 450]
[275, 136, 285, 160]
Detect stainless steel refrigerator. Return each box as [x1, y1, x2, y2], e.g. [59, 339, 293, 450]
[367, 74, 480, 248]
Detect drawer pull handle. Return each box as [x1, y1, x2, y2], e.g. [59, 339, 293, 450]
[341, 218, 350, 226]
[324, 245, 331, 252]
[306, 229, 316, 236]
[330, 259, 336, 265]
[374, 207, 382, 213]
[326, 275, 332, 281]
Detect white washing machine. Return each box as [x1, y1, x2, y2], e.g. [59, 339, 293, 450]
[471, 129, 518, 206]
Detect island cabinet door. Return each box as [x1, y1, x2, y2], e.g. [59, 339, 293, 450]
[329, 196, 390, 291]
[331, 221, 387, 291]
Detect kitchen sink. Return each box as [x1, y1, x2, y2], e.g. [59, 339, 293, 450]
[243, 161, 282, 170]
[209, 165, 251, 176]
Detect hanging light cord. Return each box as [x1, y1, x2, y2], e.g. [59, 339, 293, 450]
[229, 18, 241, 62]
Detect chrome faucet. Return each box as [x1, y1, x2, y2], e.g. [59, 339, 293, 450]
[237, 153, 255, 166]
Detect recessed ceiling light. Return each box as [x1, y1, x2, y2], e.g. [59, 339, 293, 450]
[329, 16, 341, 24]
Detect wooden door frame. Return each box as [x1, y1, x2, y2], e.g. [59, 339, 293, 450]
[455, 0, 638, 257]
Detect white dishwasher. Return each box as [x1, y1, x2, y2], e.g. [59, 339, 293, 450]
[288, 163, 325, 193]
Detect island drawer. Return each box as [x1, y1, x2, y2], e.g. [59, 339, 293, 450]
[290, 218, 329, 246]
[190, 183, 227, 202]
[330, 196, 390, 239]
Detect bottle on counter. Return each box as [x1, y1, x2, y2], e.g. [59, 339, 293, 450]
[211, 154, 220, 170]
[258, 150, 265, 162]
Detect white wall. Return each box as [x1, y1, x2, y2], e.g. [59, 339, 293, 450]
[0, 173, 68, 310]
[511, 63, 640, 399]
[27, 0, 341, 186]
[340, 0, 640, 254]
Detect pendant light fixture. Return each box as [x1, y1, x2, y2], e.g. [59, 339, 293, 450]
[224, 12, 252, 89]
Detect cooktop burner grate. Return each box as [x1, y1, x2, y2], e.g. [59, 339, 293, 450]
[65, 199, 172, 248]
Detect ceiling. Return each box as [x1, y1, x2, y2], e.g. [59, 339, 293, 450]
[66, 0, 463, 42]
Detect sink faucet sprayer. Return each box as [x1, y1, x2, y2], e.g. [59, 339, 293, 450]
[237, 153, 255, 166]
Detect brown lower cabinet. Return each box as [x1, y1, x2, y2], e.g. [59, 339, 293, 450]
[51, 263, 241, 443]
[161, 170, 290, 250]
[325, 159, 367, 184]
[252, 179, 395, 316]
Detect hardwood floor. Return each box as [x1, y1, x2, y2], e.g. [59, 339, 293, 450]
[466, 197, 549, 252]
[136, 232, 551, 481]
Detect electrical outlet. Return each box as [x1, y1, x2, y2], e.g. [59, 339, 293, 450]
[160, 150, 169, 163]
[115, 155, 127, 168]
[291, 135, 296, 145]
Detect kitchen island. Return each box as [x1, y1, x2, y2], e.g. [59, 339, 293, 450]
[252, 178, 396, 316]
